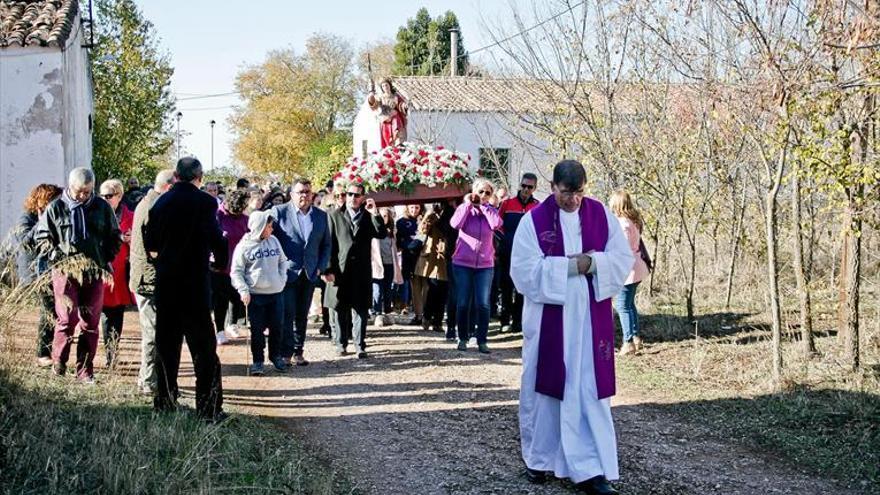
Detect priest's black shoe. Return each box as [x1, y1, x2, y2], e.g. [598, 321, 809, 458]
[576, 475, 618, 494]
[525, 468, 547, 484]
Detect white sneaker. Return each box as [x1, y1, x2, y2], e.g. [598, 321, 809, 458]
[225, 325, 240, 339]
[216, 331, 229, 345]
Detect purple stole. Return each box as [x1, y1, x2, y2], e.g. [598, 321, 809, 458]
[530, 195, 616, 401]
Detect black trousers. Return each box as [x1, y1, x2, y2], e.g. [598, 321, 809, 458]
[102, 305, 126, 365]
[154, 292, 223, 419]
[37, 291, 55, 358]
[497, 253, 523, 329]
[331, 304, 368, 353]
[281, 272, 316, 358]
[424, 279, 448, 328]
[211, 272, 245, 333]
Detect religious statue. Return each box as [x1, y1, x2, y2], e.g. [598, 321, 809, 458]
[367, 77, 408, 149]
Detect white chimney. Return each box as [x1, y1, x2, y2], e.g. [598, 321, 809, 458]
[450, 28, 459, 76]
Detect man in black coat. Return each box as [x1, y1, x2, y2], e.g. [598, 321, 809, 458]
[144, 157, 228, 422]
[323, 183, 387, 358]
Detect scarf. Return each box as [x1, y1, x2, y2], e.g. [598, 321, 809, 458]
[61, 189, 92, 244]
[530, 194, 616, 401]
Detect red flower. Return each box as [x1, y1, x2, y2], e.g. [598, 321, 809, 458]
[391, 168, 399, 175]
[418, 149, 428, 157]
[453, 172, 462, 179]
[392, 175, 401, 184]
[333, 172, 342, 180]
[348, 174, 355, 180]
[422, 170, 431, 177]
[435, 171, 444, 178]
[437, 146, 445, 150]
[355, 176, 363, 183]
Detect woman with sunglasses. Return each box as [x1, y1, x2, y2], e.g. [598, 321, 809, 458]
[449, 178, 503, 353]
[99, 179, 135, 367]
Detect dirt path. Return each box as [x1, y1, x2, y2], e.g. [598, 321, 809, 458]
[186, 318, 858, 495]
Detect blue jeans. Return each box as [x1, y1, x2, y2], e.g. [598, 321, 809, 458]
[372, 264, 394, 314]
[247, 293, 283, 364]
[615, 282, 640, 342]
[453, 265, 494, 345]
[281, 273, 316, 359]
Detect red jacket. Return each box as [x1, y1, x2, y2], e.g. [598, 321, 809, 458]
[103, 205, 135, 307]
[497, 194, 540, 253]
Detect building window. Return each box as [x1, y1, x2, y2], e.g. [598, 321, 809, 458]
[361, 140, 368, 159]
[478, 147, 509, 184]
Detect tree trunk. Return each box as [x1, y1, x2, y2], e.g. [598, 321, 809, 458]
[648, 229, 661, 297]
[844, 192, 861, 371]
[765, 188, 784, 385]
[725, 187, 746, 310]
[687, 236, 696, 321]
[791, 174, 816, 355]
[838, 231, 849, 343]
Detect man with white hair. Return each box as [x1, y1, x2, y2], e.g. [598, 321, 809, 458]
[35, 167, 122, 383]
[129, 169, 175, 395]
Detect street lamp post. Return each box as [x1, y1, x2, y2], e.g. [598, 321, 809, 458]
[210, 119, 216, 169]
[176, 111, 183, 160]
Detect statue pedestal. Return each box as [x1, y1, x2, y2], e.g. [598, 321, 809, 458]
[369, 183, 467, 207]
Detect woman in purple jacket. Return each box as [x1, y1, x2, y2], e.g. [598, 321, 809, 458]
[450, 178, 503, 353]
[214, 189, 251, 344]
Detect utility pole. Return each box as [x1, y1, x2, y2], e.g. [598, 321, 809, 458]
[210, 119, 216, 169]
[176, 111, 183, 160]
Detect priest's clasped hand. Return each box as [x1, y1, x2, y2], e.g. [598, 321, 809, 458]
[568, 253, 593, 275]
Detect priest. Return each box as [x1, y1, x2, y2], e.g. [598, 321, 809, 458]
[510, 160, 634, 494]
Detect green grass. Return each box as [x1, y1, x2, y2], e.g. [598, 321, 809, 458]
[0, 360, 351, 495]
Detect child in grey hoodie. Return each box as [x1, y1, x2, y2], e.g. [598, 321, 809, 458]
[231, 210, 292, 375]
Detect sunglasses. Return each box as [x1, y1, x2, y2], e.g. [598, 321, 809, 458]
[520, 184, 535, 190]
[346, 192, 363, 198]
[477, 190, 492, 196]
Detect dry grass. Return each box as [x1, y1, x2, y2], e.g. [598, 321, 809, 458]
[619, 273, 880, 491]
[0, 254, 352, 495]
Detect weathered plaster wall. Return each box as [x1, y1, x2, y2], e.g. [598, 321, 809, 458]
[0, 47, 65, 239]
[0, 13, 92, 240]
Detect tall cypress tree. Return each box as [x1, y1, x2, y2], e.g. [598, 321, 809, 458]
[393, 8, 468, 76]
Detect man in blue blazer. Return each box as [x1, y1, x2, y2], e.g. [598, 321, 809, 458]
[272, 178, 331, 367]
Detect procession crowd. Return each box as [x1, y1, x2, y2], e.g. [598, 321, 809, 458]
[12, 157, 648, 494]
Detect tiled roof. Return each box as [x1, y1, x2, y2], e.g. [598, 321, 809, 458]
[393, 77, 570, 114]
[0, 0, 79, 48]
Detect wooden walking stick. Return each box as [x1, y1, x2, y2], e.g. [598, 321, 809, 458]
[244, 303, 251, 376]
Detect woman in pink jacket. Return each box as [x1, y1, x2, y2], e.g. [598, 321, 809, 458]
[450, 178, 502, 354]
[610, 190, 650, 355]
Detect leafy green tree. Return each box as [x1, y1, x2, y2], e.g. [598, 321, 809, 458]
[90, 0, 175, 183]
[393, 8, 468, 76]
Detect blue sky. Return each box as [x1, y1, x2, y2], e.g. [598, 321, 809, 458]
[136, 0, 522, 172]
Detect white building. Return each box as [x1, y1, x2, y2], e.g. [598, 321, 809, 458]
[352, 77, 563, 194]
[0, 0, 93, 238]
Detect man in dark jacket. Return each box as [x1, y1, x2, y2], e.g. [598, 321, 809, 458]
[35, 167, 122, 383]
[129, 169, 174, 395]
[323, 183, 387, 358]
[497, 173, 540, 333]
[144, 157, 228, 422]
